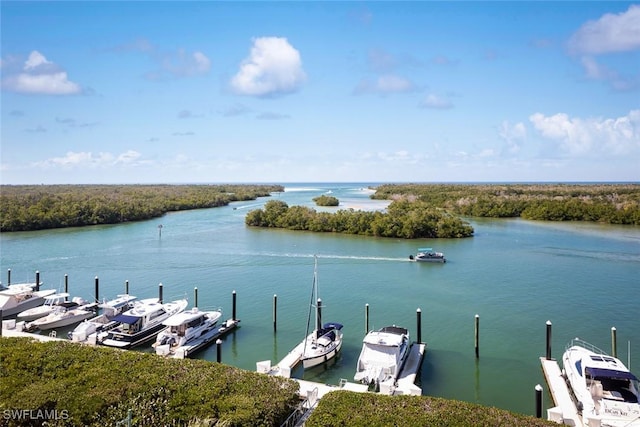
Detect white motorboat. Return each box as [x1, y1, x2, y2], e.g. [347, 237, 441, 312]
[298, 256, 343, 369]
[409, 248, 446, 263]
[17, 293, 85, 322]
[68, 294, 138, 343]
[153, 307, 223, 359]
[354, 325, 410, 391]
[563, 338, 640, 427]
[28, 301, 98, 330]
[0, 286, 56, 317]
[100, 298, 188, 349]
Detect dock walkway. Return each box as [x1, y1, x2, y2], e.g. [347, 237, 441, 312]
[539, 356, 583, 426]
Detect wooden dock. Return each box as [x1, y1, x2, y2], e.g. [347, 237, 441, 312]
[539, 356, 583, 426]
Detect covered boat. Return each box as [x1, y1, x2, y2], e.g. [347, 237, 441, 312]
[410, 248, 446, 263]
[563, 338, 640, 427]
[354, 325, 410, 391]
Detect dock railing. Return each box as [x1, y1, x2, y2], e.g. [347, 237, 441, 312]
[280, 387, 318, 427]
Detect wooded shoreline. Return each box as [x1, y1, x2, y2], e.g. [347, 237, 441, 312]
[1, 183, 638, 233]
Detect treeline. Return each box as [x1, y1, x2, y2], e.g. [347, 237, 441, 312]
[245, 200, 474, 238]
[313, 195, 339, 206]
[372, 183, 640, 225]
[0, 184, 283, 232]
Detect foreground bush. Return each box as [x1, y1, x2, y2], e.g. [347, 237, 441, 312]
[0, 338, 299, 426]
[307, 392, 558, 427]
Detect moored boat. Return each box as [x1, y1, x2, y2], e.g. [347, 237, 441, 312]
[17, 293, 86, 322]
[0, 286, 56, 318]
[153, 307, 223, 358]
[28, 301, 98, 330]
[68, 294, 138, 343]
[409, 248, 446, 263]
[99, 298, 188, 349]
[354, 325, 410, 391]
[562, 338, 640, 427]
[298, 256, 343, 369]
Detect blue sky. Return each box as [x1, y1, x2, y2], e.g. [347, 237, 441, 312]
[1, 1, 639, 184]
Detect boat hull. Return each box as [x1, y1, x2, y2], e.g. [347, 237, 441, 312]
[34, 310, 96, 330]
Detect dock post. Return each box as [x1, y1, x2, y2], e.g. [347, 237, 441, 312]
[317, 299, 322, 331]
[273, 294, 277, 332]
[475, 314, 480, 358]
[94, 276, 99, 303]
[0, 310, 3, 337]
[535, 384, 543, 418]
[416, 308, 422, 344]
[64, 274, 69, 294]
[125, 280, 129, 295]
[611, 327, 617, 358]
[546, 320, 552, 360]
[216, 339, 222, 363]
[365, 304, 369, 334]
[35, 271, 40, 291]
[7, 269, 10, 285]
[194, 287, 198, 309]
[158, 283, 163, 304]
[232, 290, 237, 321]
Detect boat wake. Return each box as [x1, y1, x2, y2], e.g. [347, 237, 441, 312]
[233, 252, 410, 262]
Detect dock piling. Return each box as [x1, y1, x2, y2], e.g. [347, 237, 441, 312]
[611, 327, 617, 358]
[0, 310, 3, 337]
[7, 269, 10, 285]
[125, 280, 129, 295]
[35, 271, 40, 291]
[365, 303, 369, 334]
[94, 276, 99, 303]
[317, 299, 322, 331]
[273, 294, 277, 332]
[416, 308, 422, 344]
[194, 287, 198, 309]
[535, 384, 543, 418]
[158, 283, 163, 304]
[474, 314, 480, 358]
[232, 290, 237, 321]
[216, 339, 222, 363]
[546, 320, 552, 360]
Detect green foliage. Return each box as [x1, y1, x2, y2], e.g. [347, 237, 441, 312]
[0, 338, 299, 427]
[312, 195, 339, 206]
[0, 184, 283, 232]
[306, 392, 558, 427]
[245, 200, 474, 239]
[372, 183, 640, 224]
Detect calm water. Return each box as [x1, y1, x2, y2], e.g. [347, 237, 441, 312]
[1, 183, 639, 416]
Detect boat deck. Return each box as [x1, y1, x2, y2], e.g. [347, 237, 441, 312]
[539, 357, 583, 427]
[169, 318, 240, 359]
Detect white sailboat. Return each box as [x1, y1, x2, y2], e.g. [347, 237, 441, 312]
[299, 256, 343, 369]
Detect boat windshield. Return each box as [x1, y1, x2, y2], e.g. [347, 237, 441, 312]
[586, 368, 640, 403]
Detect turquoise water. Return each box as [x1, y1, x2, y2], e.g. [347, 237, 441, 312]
[1, 183, 639, 416]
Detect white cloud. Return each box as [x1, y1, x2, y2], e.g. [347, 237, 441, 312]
[529, 110, 640, 156]
[354, 74, 416, 95]
[231, 37, 306, 97]
[2, 51, 81, 95]
[420, 94, 453, 109]
[37, 150, 143, 168]
[568, 5, 640, 55]
[498, 121, 527, 154]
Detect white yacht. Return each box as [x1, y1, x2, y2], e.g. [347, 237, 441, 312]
[354, 326, 410, 391]
[28, 301, 98, 330]
[153, 307, 223, 359]
[17, 293, 85, 322]
[563, 338, 640, 427]
[0, 286, 56, 317]
[99, 298, 188, 349]
[68, 294, 138, 343]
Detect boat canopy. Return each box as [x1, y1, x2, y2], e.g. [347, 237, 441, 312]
[417, 248, 433, 252]
[586, 367, 639, 381]
[112, 313, 140, 324]
[323, 322, 343, 330]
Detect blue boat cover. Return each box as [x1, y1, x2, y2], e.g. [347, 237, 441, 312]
[586, 367, 639, 381]
[323, 322, 343, 330]
[112, 314, 140, 324]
